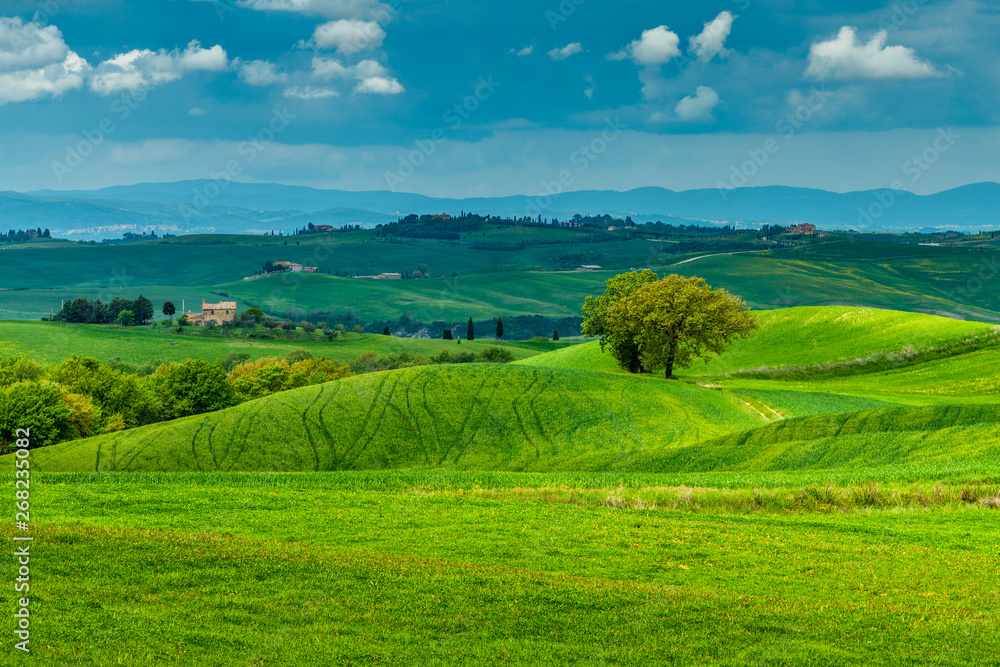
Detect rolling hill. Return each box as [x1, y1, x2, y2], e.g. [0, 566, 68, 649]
[12, 305, 1000, 477]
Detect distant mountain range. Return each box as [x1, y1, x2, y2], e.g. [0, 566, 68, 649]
[6, 180, 1000, 240]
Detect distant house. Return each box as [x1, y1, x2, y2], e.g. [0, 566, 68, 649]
[274, 261, 305, 272]
[607, 226, 618, 231]
[430, 213, 452, 221]
[576, 265, 602, 271]
[787, 223, 817, 235]
[314, 225, 334, 232]
[303, 266, 319, 273]
[186, 300, 237, 326]
[374, 272, 403, 280]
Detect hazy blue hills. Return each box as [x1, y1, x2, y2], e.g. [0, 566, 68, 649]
[12, 181, 1000, 239]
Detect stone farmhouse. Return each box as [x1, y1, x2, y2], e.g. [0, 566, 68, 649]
[273, 261, 319, 273]
[787, 223, 817, 235]
[185, 300, 237, 326]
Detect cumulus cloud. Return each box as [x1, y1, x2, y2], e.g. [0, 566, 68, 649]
[674, 85, 719, 121]
[307, 19, 385, 53]
[284, 85, 339, 99]
[548, 42, 583, 61]
[354, 76, 403, 94]
[513, 45, 534, 57]
[806, 27, 939, 80]
[610, 26, 680, 65]
[238, 59, 287, 85]
[90, 40, 228, 95]
[689, 11, 735, 62]
[232, 0, 390, 20]
[310, 57, 402, 94]
[0, 18, 88, 104]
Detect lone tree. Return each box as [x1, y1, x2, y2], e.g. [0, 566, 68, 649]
[383, 326, 391, 336]
[466, 317, 475, 341]
[552, 329, 559, 341]
[162, 301, 176, 323]
[495, 315, 503, 339]
[584, 272, 757, 378]
[581, 270, 659, 373]
[442, 328, 453, 340]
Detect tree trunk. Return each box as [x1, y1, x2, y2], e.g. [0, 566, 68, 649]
[665, 338, 678, 379]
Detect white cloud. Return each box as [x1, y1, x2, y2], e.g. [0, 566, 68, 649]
[188, 107, 206, 116]
[283, 85, 339, 99]
[308, 19, 385, 53]
[0, 17, 70, 72]
[312, 56, 386, 79]
[584, 74, 594, 100]
[354, 76, 403, 94]
[806, 27, 939, 80]
[674, 85, 720, 121]
[232, 0, 390, 20]
[548, 42, 583, 61]
[514, 45, 534, 57]
[0, 18, 88, 104]
[90, 40, 228, 95]
[238, 59, 287, 85]
[689, 11, 735, 62]
[611, 26, 680, 65]
[309, 57, 401, 94]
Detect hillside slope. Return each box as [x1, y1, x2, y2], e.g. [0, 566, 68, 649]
[518, 306, 994, 376]
[9, 364, 765, 473]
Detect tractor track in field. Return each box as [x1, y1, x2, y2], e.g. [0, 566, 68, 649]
[302, 388, 325, 471]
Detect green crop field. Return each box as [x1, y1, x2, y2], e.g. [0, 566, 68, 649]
[0, 319, 566, 366]
[2, 231, 999, 322]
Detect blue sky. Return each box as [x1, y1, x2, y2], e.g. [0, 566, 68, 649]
[1, 0, 999, 196]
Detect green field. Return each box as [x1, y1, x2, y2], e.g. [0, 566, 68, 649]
[2, 472, 998, 665]
[2, 231, 999, 322]
[0, 319, 568, 366]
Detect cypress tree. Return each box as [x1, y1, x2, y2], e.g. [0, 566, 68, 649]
[467, 317, 475, 341]
[383, 326, 391, 336]
[495, 315, 503, 339]
[552, 329, 559, 341]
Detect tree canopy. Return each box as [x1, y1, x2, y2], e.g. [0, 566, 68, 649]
[583, 272, 757, 378]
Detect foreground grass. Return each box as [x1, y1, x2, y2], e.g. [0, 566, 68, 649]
[3, 472, 998, 665]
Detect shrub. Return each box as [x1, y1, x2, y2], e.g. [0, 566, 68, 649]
[442, 329, 453, 340]
[353, 324, 365, 334]
[263, 318, 279, 329]
[286, 349, 314, 364]
[479, 346, 514, 364]
[280, 321, 296, 331]
[0, 382, 73, 450]
[301, 322, 317, 333]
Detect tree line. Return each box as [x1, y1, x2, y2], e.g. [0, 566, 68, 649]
[52, 296, 155, 326]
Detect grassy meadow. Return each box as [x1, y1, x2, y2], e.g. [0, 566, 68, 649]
[3, 230, 1000, 664]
